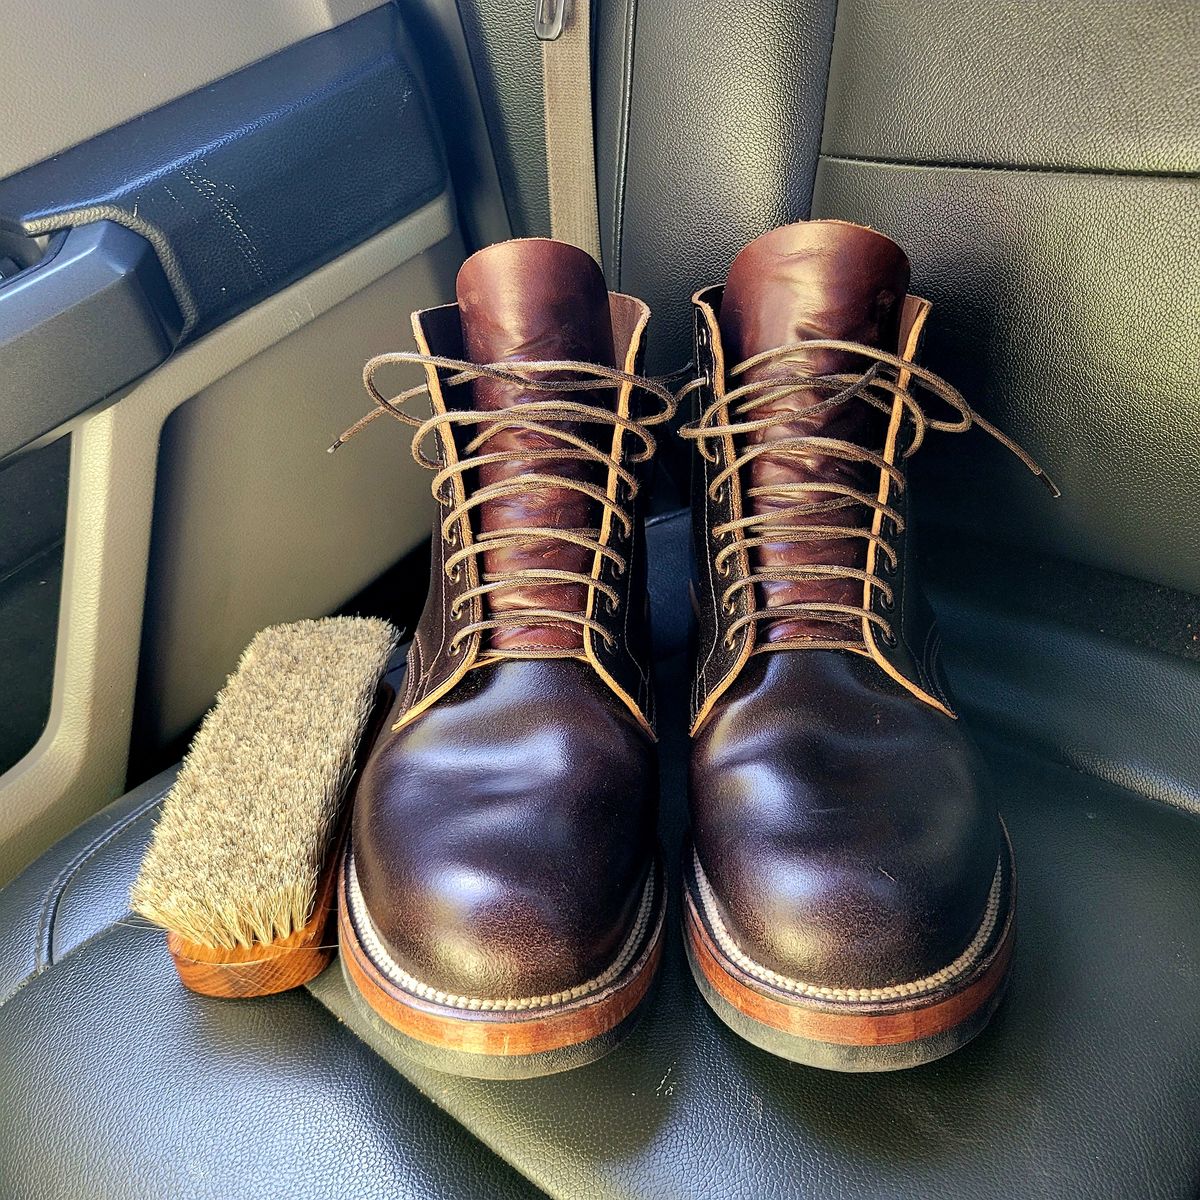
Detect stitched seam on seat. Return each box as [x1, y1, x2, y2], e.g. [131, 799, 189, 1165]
[34, 788, 170, 971]
[609, 0, 638, 286]
[819, 152, 1200, 181]
[694, 850, 1002, 1001]
[347, 856, 654, 1011]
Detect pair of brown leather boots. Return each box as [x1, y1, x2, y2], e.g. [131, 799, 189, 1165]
[336, 221, 1048, 1078]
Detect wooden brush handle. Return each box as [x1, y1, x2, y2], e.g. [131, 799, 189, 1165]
[167, 851, 339, 998]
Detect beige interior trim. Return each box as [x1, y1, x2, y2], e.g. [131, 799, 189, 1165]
[0, 0, 383, 179]
[0, 195, 457, 885]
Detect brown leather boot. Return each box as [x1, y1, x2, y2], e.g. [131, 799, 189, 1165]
[681, 220, 1054, 1071]
[336, 239, 672, 1078]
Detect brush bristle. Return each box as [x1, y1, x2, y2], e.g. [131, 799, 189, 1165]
[131, 616, 398, 950]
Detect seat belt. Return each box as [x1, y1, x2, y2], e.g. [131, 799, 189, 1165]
[535, 0, 602, 262]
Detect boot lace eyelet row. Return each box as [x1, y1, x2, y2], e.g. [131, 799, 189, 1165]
[679, 338, 1058, 655]
[333, 350, 677, 660]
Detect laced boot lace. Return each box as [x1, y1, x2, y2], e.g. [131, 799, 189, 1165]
[332, 352, 677, 660]
[678, 339, 1058, 653]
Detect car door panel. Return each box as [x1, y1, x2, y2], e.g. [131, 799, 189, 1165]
[0, 2, 490, 884]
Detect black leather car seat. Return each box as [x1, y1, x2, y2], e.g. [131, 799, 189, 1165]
[3, 0, 1199, 1195]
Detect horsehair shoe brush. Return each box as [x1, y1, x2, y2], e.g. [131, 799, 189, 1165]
[131, 616, 399, 998]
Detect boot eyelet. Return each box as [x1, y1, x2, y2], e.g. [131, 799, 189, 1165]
[715, 558, 731, 578]
[449, 641, 463, 656]
[445, 565, 461, 583]
[445, 525, 459, 547]
[722, 598, 735, 616]
[879, 592, 895, 612]
[450, 602, 462, 620]
[711, 484, 726, 504]
[722, 632, 736, 651]
[605, 595, 619, 614]
[880, 628, 898, 649]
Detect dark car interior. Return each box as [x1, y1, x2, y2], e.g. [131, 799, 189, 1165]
[0, 1, 1197, 1195]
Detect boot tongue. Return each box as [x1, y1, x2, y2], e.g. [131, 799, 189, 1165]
[455, 239, 616, 652]
[718, 220, 910, 645]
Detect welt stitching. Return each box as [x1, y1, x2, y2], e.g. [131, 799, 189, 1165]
[819, 152, 1200, 181]
[35, 788, 169, 970]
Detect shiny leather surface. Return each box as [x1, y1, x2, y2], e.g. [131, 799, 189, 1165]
[323, 643, 1200, 1200]
[4, 512, 1200, 1196]
[718, 220, 910, 643]
[353, 659, 656, 997]
[691, 651, 997, 986]
[354, 244, 657, 998]
[689, 226, 999, 988]
[457, 240, 616, 652]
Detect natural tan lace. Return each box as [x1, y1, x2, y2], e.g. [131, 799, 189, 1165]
[331, 352, 676, 658]
[678, 339, 1058, 653]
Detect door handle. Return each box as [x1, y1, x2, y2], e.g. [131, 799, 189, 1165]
[0, 220, 182, 462]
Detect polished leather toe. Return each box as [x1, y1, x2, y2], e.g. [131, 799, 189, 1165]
[353, 659, 657, 1000]
[690, 652, 1001, 990]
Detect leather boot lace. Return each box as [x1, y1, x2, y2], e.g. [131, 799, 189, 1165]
[332, 352, 677, 659]
[678, 339, 1058, 653]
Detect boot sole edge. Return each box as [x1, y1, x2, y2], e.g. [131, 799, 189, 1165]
[683, 825, 1016, 1072]
[337, 852, 666, 1079]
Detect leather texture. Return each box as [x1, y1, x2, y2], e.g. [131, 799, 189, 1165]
[323, 634, 1200, 1200]
[690, 650, 998, 988]
[594, 0, 838, 372]
[687, 225, 1000, 992]
[0, 931, 541, 1200]
[353, 244, 659, 1001]
[821, 0, 1200, 173]
[3, 512, 1200, 1196]
[354, 658, 657, 998]
[716, 221, 909, 644]
[811, 161, 1200, 596]
[456, 240, 616, 652]
[453, 0, 551, 238]
[0, 656, 541, 1200]
[0, 7, 446, 340]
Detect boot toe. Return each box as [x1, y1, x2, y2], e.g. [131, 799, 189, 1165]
[350, 659, 656, 1003]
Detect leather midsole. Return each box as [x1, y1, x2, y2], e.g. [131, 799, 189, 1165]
[684, 825, 1016, 1042]
[338, 853, 666, 1055]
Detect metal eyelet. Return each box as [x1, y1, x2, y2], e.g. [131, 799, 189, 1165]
[450, 602, 462, 620]
[722, 632, 736, 651]
[880, 627, 898, 649]
[879, 591, 895, 613]
[722, 598, 735, 616]
[449, 640, 463, 656]
[715, 558, 731, 578]
[445, 564, 461, 584]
